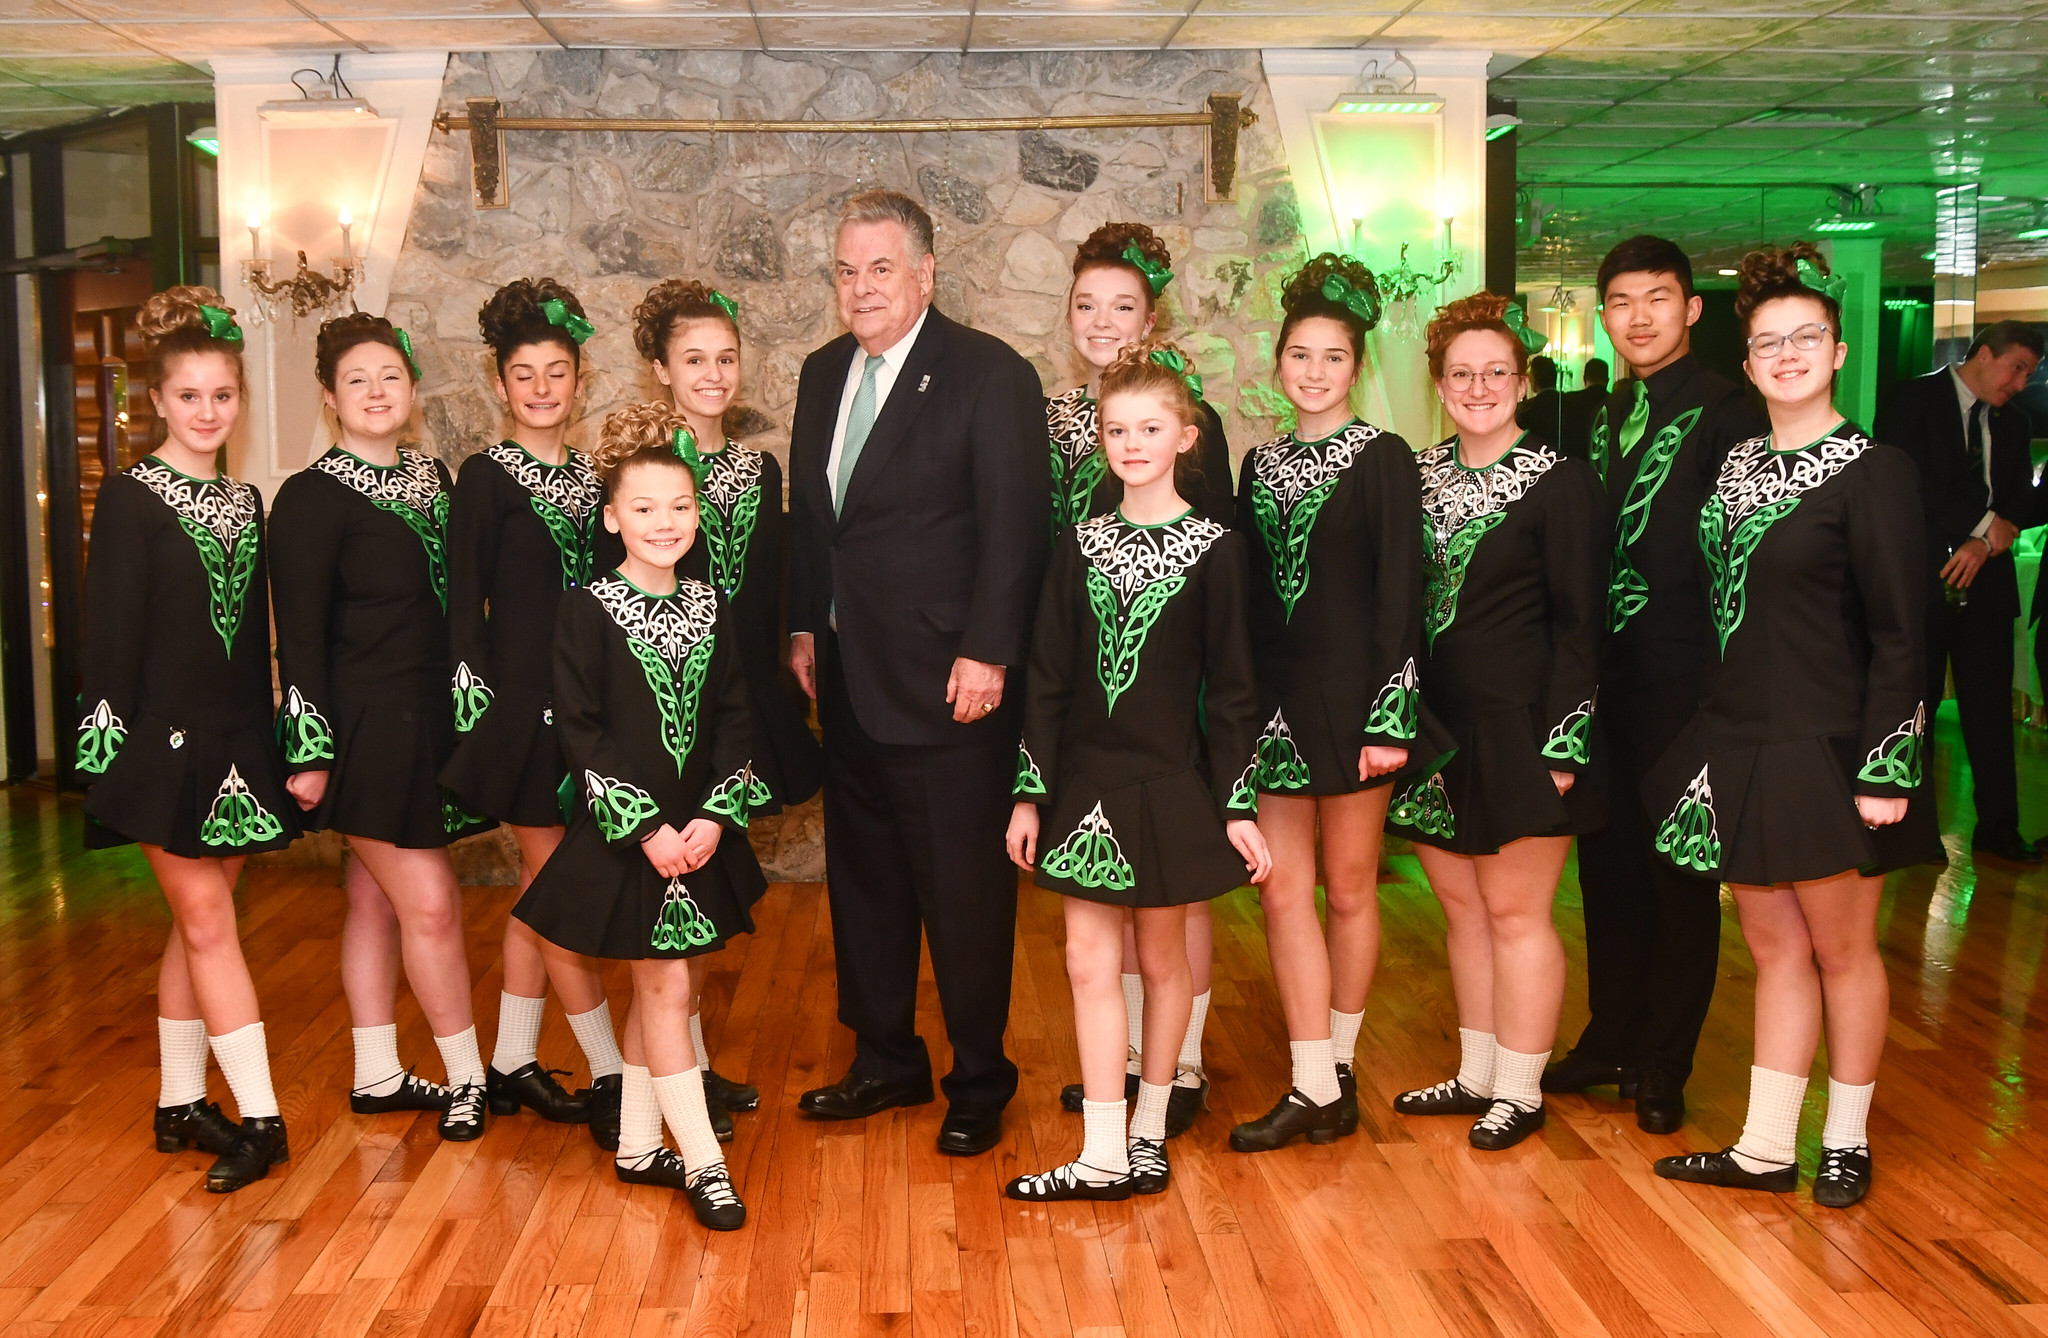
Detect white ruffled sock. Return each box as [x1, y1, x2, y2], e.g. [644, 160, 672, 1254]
[158, 1016, 209, 1107]
[208, 1022, 280, 1119]
[491, 992, 545, 1075]
[652, 1067, 724, 1176]
[1492, 1044, 1549, 1112]
[1291, 1037, 1341, 1106]
[351, 1023, 404, 1097]
[1456, 1028, 1496, 1099]
[1121, 975, 1146, 1068]
[1822, 1076, 1874, 1151]
[567, 1003, 624, 1080]
[1330, 1008, 1364, 1071]
[615, 1063, 663, 1168]
[1131, 1081, 1171, 1142]
[1176, 991, 1210, 1083]
[1731, 1066, 1806, 1172]
[1080, 1099, 1130, 1181]
[434, 1026, 485, 1089]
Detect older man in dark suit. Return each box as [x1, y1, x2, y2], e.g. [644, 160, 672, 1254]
[786, 190, 1049, 1155]
[1875, 320, 2045, 864]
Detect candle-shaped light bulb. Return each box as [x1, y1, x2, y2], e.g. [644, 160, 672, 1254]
[246, 211, 262, 259]
[339, 206, 353, 263]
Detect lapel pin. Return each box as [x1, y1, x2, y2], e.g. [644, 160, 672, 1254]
[918, 374, 931, 392]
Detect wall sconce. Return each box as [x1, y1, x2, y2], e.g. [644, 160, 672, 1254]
[240, 205, 363, 326]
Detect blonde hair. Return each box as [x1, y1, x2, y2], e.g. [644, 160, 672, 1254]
[136, 285, 244, 389]
[591, 401, 694, 497]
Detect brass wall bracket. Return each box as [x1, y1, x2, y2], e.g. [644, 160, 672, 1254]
[434, 94, 1256, 208]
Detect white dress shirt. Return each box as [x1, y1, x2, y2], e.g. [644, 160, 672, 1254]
[826, 305, 931, 498]
[1950, 364, 1995, 541]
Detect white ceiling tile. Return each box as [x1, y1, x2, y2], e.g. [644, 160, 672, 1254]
[968, 13, 1178, 46]
[311, 0, 533, 15]
[325, 16, 556, 46]
[754, 0, 966, 11]
[0, 0, 90, 16]
[103, 19, 346, 52]
[535, 0, 748, 11]
[1376, 15, 1597, 45]
[760, 14, 970, 46]
[1166, 14, 1386, 44]
[539, 15, 760, 42]
[0, 20, 154, 52]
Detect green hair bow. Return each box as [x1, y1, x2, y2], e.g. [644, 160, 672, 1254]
[1148, 347, 1203, 398]
[1795, 257, 1848, 305]
[199, 304, 243, 344]
[1501, 303, 1548, 355]
[671, 425, 703, 473]
[392, 326, 422, 379]
[1319, 272, 1382, 328]
[541, 297, 594, 345]
[708, 290, 740, 321]
[1122, 243, 1173, 297]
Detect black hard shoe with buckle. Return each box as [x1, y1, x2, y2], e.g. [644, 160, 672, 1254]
[1165, 1067, 1208, 1138]
[1540, 1050, 1640, 1098]
[155, 1099, 242, 1156]
[1229, 1088, 1347, 1152]
[439, 1081, 488, 1141]
[350, 1070, 452, 1115]
[1060, 1069, 1141, 1113]
[205, 1116, 289, 1193]
[1813, 1145, 1872, 1208]
[1128, 1138, 1170, 1194]
[1393, 1077, 1490, 1116]
[704, 1068, 759, 1113]
[1006, 1160, 1134, 1202]
[1653, 1147, 1797, 1193]
[487, 1063, 591, 1122]
[685, 1163, 748, 1230]
[1335, 1063, 1360, 1137]
[1468, 1099, 1545, 1150]
[583, 1073, 622, 1151]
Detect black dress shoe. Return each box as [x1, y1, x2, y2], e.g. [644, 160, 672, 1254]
[684, 1163, 747, 1231]
[350, 1071, 452, 1115]
[1060, 1071, 1141, 1112]
[583, 1074, 622, 1151]
[1229, 1088, 1347, 1152]
[1654, 1147, 1796, 1193]
[937, 1106, 1002, 1156]
[704, 1068, 759, 1113]
[206, 1115, 289, 1193]
[1540, 1050, 1640, 1097]
[1164, 1072, 1208, 1138]
[1335, 1064, 1359, 1137]
[1974, 830, 2041, 864]
[1468, 1099, 1545, 1151]
[1128, 1138, 1170, 1194]
[438, 1081, 488, 1142]
[1006, 1160, 1133, 1201]
[616, 1147, 691, 1188]
[799, 1074, 934, 1120]
[487, 1063, 591, 1122]
[1634, 1071, 1686, 1134]
[709, 1089, 734, 1144]
[1813, 1145, 1872, 1208]
[1393, 1077, 1491, 1116]
[155, 1099, 242, 1156]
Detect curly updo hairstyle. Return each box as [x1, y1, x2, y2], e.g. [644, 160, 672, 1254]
[589, 400, 694, 499]
[315, 311, 418, 391]
[632, 279, 739, 366]
[1280, 252, 1383, 358]
[1424, 291, 1527, 381]
[478, 277, 587, 376]
[1734, 241, 1838, 338]
[1072, 222, 1173, 314]
[136, 285, 245, 390]
[1096, 339, 1207, 494]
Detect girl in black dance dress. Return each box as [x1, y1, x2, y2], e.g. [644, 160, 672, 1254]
[1005, 343, 1270, 1202]
[442, 278, 627, 1147]
[1386, 293, 1607, 1152]
[513, 401, 763, 1230]
[270, 314, 492, 1143]
[78, 287, 296, 1191]
[1649, 245, 1940, 1209]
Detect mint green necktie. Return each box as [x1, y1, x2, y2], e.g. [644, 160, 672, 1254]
[1618, 378, 1650, 457]
[834, 354, 885, 514]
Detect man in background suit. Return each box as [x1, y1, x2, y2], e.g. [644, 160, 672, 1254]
[1517, 354, 1565, 446]
[1875, 320, 2045, 864]
[786, 190, 1049, 1154]
[1556, 357, 1609, 459]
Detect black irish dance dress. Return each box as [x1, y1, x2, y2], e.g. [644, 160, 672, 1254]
[1386, 435, 1607, 855]
[441, 441, 620, 827]
[1014, 510, 1262, 907]
[1645, 425, 1944, 885]
[76, 458, 300, 857]
[681, 440, 820, 817]
[514, 572, 767, 958]
[1237, 418, 1452, 796]
[1046, 387, 1235, 531]
[269, 446, 494, 848]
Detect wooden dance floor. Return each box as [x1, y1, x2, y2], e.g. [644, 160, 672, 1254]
[4, 710, 2048, 1338]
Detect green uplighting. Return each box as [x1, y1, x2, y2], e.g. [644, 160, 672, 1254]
[1333, 99, 1444, 115]
[1814, 219, 1879, 233]
[1884, 298, 1928, 310]
[188, 137, 219, 157]
[1485, 123, 1516, 141]
[2018, 227, 2048, 241]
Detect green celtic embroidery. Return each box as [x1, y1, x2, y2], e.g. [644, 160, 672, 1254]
[1251, 475, 1339, 621]
[1015, 744, 1048, 798]
[1655, 764, 1721, 873]
[1425, 513, 1507, 647]
[530, 497, 597, 590]
[277, 686, 334, 765]
[75, 699, 126, 776]
[1365, 660, 1420, 742]
[703, 766, 752, 827]
[1226, 758, 1259, 814]
[586, 769, 660, 841]
[700, 484, 761, 602]
[450, 662, 493, 734]
[1857, 704, 1925, 788]
[746, 773, 773, 810]
[199, 764, 285, 847]
[629, 635, 716, 777]
[1253, 709, 1311, 791]
[1608, 407, 1702, 634]
[1052, 440, 1108, 532]
[1701, 494, 1800, 656]
[1389, 773, 1455, 839]
[1541, 699, 1594, 766]
[441, 788, 488, 835]
[1087, 565, 1183, 716]
[1589, 405, 1612, 487]
[1041, 802, 1135, 891]
[652, 877, 719, 951]
[178, 516, 262, 657]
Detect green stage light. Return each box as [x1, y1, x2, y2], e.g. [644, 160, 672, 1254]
[1814, 219, 1878, 232]
[1331, 95, 1445, 116]
[185, 125, 220, 156]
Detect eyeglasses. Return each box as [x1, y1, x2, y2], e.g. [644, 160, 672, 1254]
[1746, 323, 1832, 359]
[1443, 367, 1521, 394]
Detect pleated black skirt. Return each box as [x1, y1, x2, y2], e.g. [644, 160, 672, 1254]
[1033, 765, 1250, 907]
[513, 825, 767, 960]
[1386, 702, 1604, 855]
[84, 714, 301, 859]
[440, 692, 568, 830]
[307, 697, 496, 849]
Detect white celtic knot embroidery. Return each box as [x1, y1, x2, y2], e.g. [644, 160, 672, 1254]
[1074, 512, 1227, 602]
[1047, 389, 1098, 469]
[129, 459, 258, 551]
[698, 443, 765, 512]
[484, 442, 601, 523]
[1715, 429, 1870, 526]
[590, 575, 718, 672]
[312, 447, 446, 514]
[1247, 421, 1383, 510]
[1417, 439, 1559, 556]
